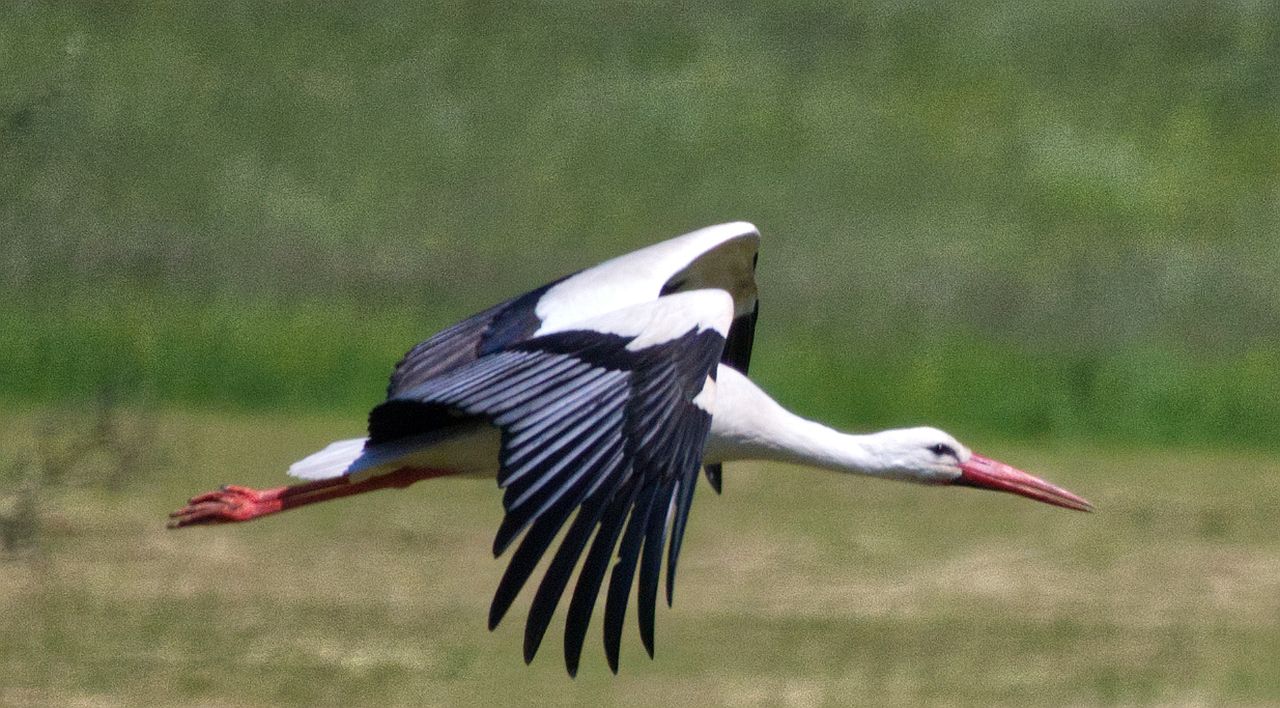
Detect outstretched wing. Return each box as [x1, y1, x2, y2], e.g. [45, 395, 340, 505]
[386, 222, 759, 399]
[368, 290, 735, 674]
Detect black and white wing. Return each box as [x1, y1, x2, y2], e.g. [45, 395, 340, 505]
[386, 279, 562, 396]
[368, 290, 736, 674]
[658, 240, 759, 494]
[387, 222, 759, 399]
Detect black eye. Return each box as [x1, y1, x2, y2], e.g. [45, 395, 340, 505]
[928, 443, 957, 458]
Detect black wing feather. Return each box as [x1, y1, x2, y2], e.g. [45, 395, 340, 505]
[638, 476, 677, 658]
[386, 279, 562, 398]
[368, 323, 725, 675]
[665, 426, 705, 605]
[521, 481, 619, 664]
[705, 293, 759, 495]
[603, 481, 659, 673]
[564, 477, 640, 677]
[704, 463, 724, 494]
[721, 300, 758, 375]
[489, 441, 620, 633]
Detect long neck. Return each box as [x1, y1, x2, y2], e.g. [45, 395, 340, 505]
[706, 367, 897, 478]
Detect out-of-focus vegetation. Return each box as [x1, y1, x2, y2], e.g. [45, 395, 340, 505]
[2, 2, 1278, 442]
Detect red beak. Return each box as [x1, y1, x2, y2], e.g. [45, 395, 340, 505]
[955, 454, 1093, 512]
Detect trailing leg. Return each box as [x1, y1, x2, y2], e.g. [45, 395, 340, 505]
[167, 466, 454, 528]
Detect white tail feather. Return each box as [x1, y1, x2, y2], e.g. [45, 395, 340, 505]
[287, 437, 368, 480]
[288, 424, 500, 482]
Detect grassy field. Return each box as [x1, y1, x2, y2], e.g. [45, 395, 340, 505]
[2, 408, 1277, 706]
[9, 289, 1280, 447]
[4, 3, 1279, 705]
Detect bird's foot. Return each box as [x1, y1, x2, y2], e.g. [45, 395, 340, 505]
[167, 484, 287, 528]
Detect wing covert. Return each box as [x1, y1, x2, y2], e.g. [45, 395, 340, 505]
[386, 222, 759, 402]
[386, 279, 562, 397]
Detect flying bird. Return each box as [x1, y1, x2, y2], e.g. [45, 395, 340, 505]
[169, 222, 1091, 675]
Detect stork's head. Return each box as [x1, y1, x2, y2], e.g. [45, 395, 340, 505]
[872, 427, 1093, 511]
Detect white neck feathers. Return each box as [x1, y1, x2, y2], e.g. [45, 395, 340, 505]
[705, 367, 902, 479]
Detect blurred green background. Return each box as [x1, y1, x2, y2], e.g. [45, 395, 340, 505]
[5, 0, 1278, 443]
[3, 2, 1279, 706]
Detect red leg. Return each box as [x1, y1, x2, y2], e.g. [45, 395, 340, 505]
[167, 467, 454, 528]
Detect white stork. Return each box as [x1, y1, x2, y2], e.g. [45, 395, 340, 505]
[170, 222, 1091, 675]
